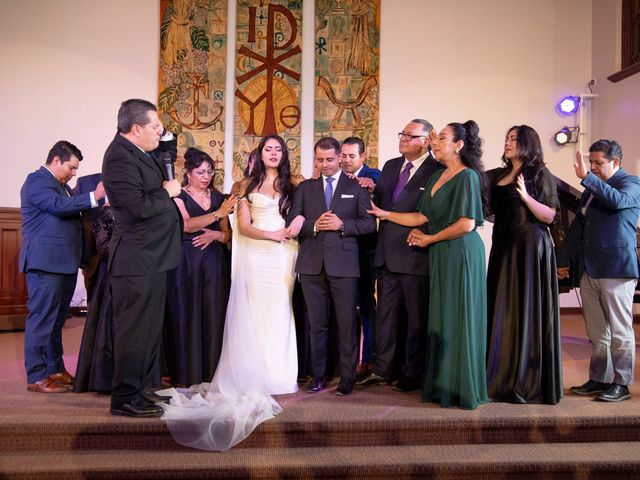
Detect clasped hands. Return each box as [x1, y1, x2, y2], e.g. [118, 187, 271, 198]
[192, 228, 223, 250]
[269, 215, 305, 243]
[314, 211, 343, 232]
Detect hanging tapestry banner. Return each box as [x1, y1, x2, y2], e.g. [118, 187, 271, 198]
[158, 0, 228, 189]
[233, 0, 303, 179]
[315, 0, 380, 167]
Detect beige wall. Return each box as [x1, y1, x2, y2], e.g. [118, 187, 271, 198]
[591, 0, 640, 173]
[0, 0, 159, 207]
[379, 0, 592, 185]
[1, 0, 598, 208]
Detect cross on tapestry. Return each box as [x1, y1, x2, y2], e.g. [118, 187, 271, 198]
[233, 0, 303, 180]
[158, 0, 228, 189]
[315, 0, 380, 167]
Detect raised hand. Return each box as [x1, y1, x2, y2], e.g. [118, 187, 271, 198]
[574, 150, 588, 180]
[217, 194, 238, 218]
[515, 174, 530, 202]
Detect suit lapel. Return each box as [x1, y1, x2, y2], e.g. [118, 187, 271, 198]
[115, 134, 164, 178]
[312, 177, 327, 212]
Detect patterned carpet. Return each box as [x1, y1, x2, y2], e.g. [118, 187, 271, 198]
[0, 314, 639, 478]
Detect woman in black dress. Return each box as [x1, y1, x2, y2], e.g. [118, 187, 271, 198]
[485, 125, 562, 404]
[74, 205, 115, 393]
[164, 148, 235, 386]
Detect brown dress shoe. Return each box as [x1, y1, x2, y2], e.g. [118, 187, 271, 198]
[49, 371, 75, 386]
[27, 378, 69, 393]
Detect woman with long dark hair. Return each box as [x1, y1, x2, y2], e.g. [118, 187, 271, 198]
[161, 135, 305, 450]
[370, 120, 488, 410]
[485, 125, 562, 404]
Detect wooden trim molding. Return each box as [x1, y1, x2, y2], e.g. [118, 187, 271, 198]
[0, 207, 27, 330]
[607, 62, 640, 83]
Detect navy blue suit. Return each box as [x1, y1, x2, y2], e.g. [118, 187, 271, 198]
[557, 168, 640, 385]
[355, 164, 381, 365]
[20, 166, 93, 383]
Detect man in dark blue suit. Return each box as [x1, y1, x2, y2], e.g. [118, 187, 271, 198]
[558, 140, 640, 402]
[288, 137, 376, 396]
[20, 141, 105, 393]
[358, 119, 443, 392]
[340, 137, 381, 378]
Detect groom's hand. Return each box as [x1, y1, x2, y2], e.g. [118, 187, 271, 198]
[316, 211, 343, 231]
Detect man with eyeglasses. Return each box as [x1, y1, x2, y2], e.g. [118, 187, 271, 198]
[558, 139, 640, 402]
[358, 119, 443, 392]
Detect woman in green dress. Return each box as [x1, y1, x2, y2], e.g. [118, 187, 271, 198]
[369, 120, 488, 409]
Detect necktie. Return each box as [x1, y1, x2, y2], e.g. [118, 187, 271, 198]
[325, 176, 334, 209]
[392, 161, 414, 203]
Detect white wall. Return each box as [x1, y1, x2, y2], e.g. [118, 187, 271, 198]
[591, 0, 640, 174]
[379, 0, 592, 185]
[0, 0, 160, 205]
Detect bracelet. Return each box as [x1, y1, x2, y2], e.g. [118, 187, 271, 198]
[213, 212, 220, 222]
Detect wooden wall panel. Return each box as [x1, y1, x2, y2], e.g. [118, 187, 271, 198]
[0, 207, 27, 330]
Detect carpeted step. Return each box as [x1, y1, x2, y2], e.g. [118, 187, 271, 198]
[2, 411, 640, 453]
[2, 442, 639, 479]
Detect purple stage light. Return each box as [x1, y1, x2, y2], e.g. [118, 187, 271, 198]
[558, 96, 581, 115]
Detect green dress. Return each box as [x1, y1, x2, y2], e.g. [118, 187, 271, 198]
[417, 168, 488, 410]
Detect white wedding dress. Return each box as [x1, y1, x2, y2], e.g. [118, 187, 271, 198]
[160, 193, 299, 451]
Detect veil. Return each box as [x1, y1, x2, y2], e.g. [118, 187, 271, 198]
[159, 214, 283, 451]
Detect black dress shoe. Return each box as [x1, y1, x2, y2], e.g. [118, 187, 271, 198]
[306, 377, 325, 393]
[356, 373, 388, 387]
[570, 379, 611, 395]
[335, 378, 354, 396]
[111, 397, 164, 418]
[596, 383, 631, 402]
[391, 376, 421, 392]
[141, 389, 172, 404]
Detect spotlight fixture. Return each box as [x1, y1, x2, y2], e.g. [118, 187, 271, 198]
[557, 96, 581, 115]
[553, 126, 579, 146]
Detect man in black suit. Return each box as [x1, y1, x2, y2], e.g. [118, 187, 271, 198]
[340, 137, 381, 378]
[102, 99, 182, 417]
[358, 119, 443, 392]
[288, 137, 376, 395]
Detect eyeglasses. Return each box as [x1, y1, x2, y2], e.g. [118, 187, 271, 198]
[193, 169, 214, 177]
[398, 133, 426, 141]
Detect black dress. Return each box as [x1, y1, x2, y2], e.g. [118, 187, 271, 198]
[486, 167, 563, 404]
[74, 207, 115, 393]
[164, 189, 230, 386]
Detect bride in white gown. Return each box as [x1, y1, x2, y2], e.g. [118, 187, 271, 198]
[160, 135, 304, 451]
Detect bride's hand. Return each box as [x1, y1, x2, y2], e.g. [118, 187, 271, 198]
[367, 200, 389, 220]
[269, 228, 290, 243]
[287, 215, 305, 237]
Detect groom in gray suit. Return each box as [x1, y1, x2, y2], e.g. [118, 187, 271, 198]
[558, 139, 640, 402]
[288, 137, 376, 396]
